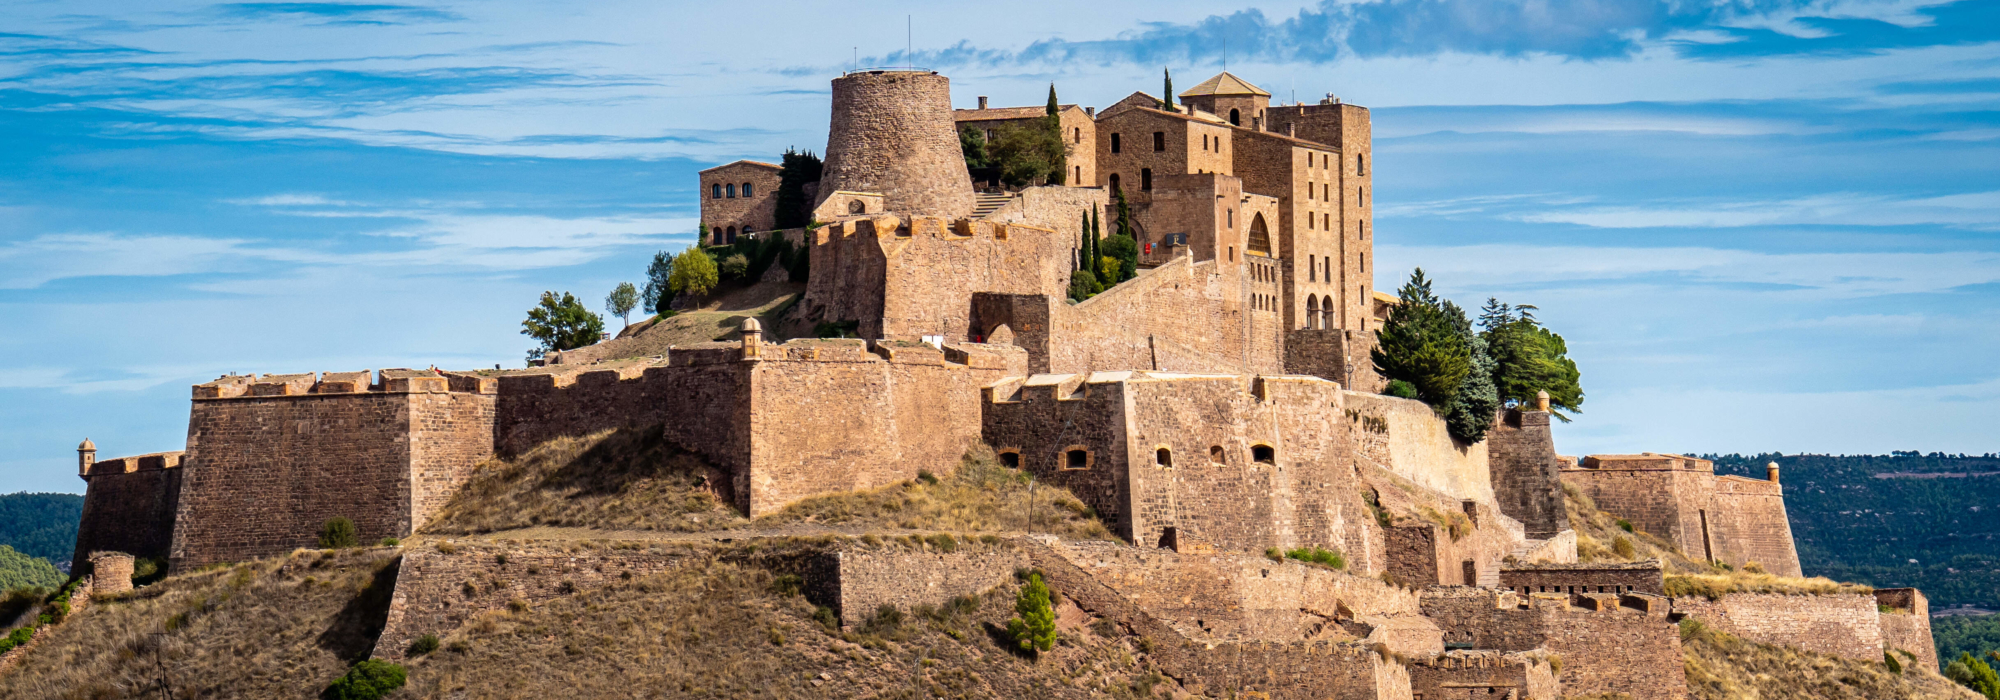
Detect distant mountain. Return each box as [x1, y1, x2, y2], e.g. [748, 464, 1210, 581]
[0, 544, 63, 590]
[0, 492, 83, 567]
[1705, 453, 2000, 609]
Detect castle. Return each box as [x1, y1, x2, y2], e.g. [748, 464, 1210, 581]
[65, 70, 1938, 698]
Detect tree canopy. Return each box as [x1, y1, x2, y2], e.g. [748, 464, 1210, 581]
[1371, 269, 1500, 442]
[668, 245, 719, 298]
[521, 291, 605, 360]
[604, 282, 638, 327]
[772, 148, 824, 229]
[1479, 299, 1584, 418]
[641, 251, 674, 315]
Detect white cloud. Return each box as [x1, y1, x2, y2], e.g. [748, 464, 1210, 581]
[1376, 243, 2000, 298]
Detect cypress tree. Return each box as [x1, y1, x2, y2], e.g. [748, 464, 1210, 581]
[1085, 207, 1098, 270]
[1162, 68, 1175, 111]
[1078, 210, 1089, 271]
[1046, 84, 1059, 116]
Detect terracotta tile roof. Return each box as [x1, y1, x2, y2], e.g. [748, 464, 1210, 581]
[698, 160, 781, 174]
[1179, 71, 1270, 98]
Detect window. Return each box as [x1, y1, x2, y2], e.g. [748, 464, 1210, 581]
[1323, 184, 1329, 200]
[711, 184, 722, 199]
[1359, 153, 1367, 175]
[1323, 213, 1329, 230]
[1252, 445, 1274, 464]
[1227, 209, 1233, 227]
[1000, 451, 1020, 468]
[848, 199, 866, 214]
[1307, 183, 1313, 200]
[1309, 255, 1316, 282]
[1307, 213, 1314, 230]
[1229, 246, 1235, 262]
[1305, 295, 1317, 327]
[1247, 214, 1270, 255]
[1153, 131, 1164, 151]
[1111, 133, 1121, 153]
[1324, 258, 1331, 281]
[1156, 448, 1172, 468]
[1074, 165, 1081, 183]
[1065, 449, 1089, 470]
[741, 182, 753, 197]
[1202, 134, 1208, 150]
[725, 184, 736, 198]
[1361, 253, 1367, 272]
[725, 226, 737, 243]
[986, 128, 996, 141]
[1109, 173, 1121, 192]
[1209, 445, 1225, 463]
[1073, 127, 1081, 143]
[1141, 168, 1152, 191]
[1229, 108, 1240, 126]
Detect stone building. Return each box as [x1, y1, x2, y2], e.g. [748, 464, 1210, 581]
[699, 160, 783, 243]
[952, 97, 1097, 187]
[1560, 453, 1801, 576]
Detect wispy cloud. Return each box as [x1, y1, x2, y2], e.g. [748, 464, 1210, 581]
[1376, 243, 2000, 299]
[207, 3, 464, 26]
[1499, 191, 2000, 230]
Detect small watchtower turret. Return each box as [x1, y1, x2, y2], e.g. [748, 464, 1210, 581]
[78, 438, 96, 477]
[1767, 461, 1781, 484]
[1535, 390, 1550, 412]
[740, 317, 764, 359]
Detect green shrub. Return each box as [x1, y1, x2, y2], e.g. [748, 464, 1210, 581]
[925, 533, 957, 553]
[812, 605, 838, 631]
[407, 634, 440, 656]
[717, 253, 749, 281]
[324, 659, 407, 700]
[770, 574, 803, 597]
[1616, 519, 1634, 533]
[1612, 535, 1636, 559]
[1284, 546, 1347, 570]
[1068, 270, 1099, 302]
[1384, 380, 1419, 399]
[1885, 651, 1903, 674]
[1946, 652, 2000, 699]
[1006, 573, 1057, 652]
[1264, 548, 1284, 562]
[318, 517, 359, 549]
[378, 538, 400, 547]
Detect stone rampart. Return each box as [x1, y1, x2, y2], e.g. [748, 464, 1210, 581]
[1500, 560, 1664, 596]
[73, 451, 183, 570]
[1563, 453, 1801, 575]
[1486, 409, 1569, 538]
[1708, 475, 1801, 576]
[817, 70, 974, 218]
[1670, 592, 1883, 661]
[1875, 588, 1937, 670]
[169, 370, 496, 571]
[1418, 588, 1687, 700]
[802, 214, 1070, 343]
[1344, 392, 1493, 506]
[822, 547, 1025, 626]
[1408, 650, 1556, 700]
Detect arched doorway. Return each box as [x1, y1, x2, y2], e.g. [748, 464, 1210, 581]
[1229, 108, 1241, 126]
[1305, 295, 1318, 330]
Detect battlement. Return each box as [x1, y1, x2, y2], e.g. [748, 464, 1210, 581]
[1576, 453, 1712, 472]
[1500, 560, 1666, 596]
[192, 369, 496, 400]
[814, 213, 1054, 245]
[80, 450, 184, 478]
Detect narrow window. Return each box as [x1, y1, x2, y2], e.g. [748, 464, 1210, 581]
[1307, 213, 1314, 230]
[1360, 187, 1366, 203]
[1153, 131, 1165, 151]
[1075, 165, 1081, 182]
[1141, 168, 1152, 191]
[1074, 127, 1081, 143]
[741, 182, 753, 198]
[1323, 213, 1329, 230]
[1156, 448, 1173, 468]
[986, 128, 996, 141]
[1109, 173, 1121, 191]
[1359, 153, 1367, 175]
[1307, 183, 1314, 201]
[711, 183, 722, 199]
[1202, 134, 1208, 150]
[1066, 449, 1088, 470]
[1309, 255, 1316, 282]
[1229, 246, 1235, 261]
[1110, 133, 1121, 153]
[1324, 258, 1331, 281]
[1227, 209, 1233, 227]
[1252, 445, 1274, 464]
[726, 183, 735, 198]
[1306, 295, 1318, 327]
[1362, 253, 1367, 273]
[1323, 183, 1329, 200]
[1209, 445, 1225, 463]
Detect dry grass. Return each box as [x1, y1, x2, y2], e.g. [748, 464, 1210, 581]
[425, 433, 1116, 542]
[0, 547, 400, 699]
[424, 426, 743, 535]
[402, 554, 1172, 699]
[1563, 483, 1712, 574]
[759, 447, 1117, 541]
[1664, 570, 1874, 600]
[1681, 618, 1981, 700]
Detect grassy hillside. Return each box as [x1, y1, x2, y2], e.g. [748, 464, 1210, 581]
[1681, 617, 1978, 699]
[423, 429, 1113, 541]
[1706, 453, 2000, 609]
[0, 492, 82, 565]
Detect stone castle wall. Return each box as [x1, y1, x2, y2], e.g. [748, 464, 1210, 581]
[73, 452, 183, 569]
[1499, 561, 1665, 596]
[1875, 588, 1937, 670]
[1671, 592, 1884, 661]
[1707, 475, 1802, 576]
[1562, 454, 1801, 575]
[1344, 392, 1493, 505]
[1486, 409, 1569, 538]
[168, 372, 496, 571]
[822, 547, 1026, 626]
[1418, 588, 1687, 700]
[1408, 650, 1556, 700]
[699, 161, 783, 241]
[817, 71, 974, 218]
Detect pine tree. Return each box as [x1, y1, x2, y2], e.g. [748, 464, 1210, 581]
[1077, 210, 1089, 271]
[1085, 206, 1099, 271]
[1006, 573, 1057, 652]
[1162, 68, 1175, 111]
[1046, 84, 1059, 116]
[1371, 269, 1471, 406]
[1113, 186, 1134, 239]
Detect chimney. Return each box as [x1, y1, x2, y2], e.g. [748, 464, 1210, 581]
[977, 95, 988, 110]
[1535, 390, 1550, 411]
[1287, 122, 1296, 138]
[77, 438, 96, 477]
[1767, 462, 1780, 484]
[1085, 106, 1095, 117]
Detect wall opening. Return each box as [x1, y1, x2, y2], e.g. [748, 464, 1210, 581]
[1141, 168, 1152, 191]
[1251, 445, 1274, 464]
[999, 451, 1020, 469]
[1461, 560, 1477, 585]
[1065, 449, 1089, 470]
[1209, 445, 1225, 464]
[1229, 108, 1241, 126]
[848, 199, 866, 214]
[726, 183, 736, 198]
[1247, 214, 1271, 255]
[1111, 133, 1121, 153]
[742, 182, 753, 197]
[1152, 131, 1165, 151]
[1156, 448, 1173, 468]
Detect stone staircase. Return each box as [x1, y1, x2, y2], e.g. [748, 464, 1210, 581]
[971, 191, 1011, 219]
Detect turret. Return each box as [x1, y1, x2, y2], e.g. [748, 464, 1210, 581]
[1535, 390, 1550, 412]
[740, 317, 764, 359]
[78, 438, 96, 477]
[816, 70, 975, 218]
[1767, 461, 1780, 484]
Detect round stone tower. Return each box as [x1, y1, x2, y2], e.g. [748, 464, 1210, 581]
[816, 70, 975, 218]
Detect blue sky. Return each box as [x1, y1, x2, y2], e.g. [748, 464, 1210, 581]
[3, 0, 1997, 494]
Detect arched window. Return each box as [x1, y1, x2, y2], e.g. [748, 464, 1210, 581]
[1156, 448, 1173, 468]
[725, 184, 735, 198]
[1305, 295, 1318, 328]
[1074, 127, 1081, 143]
[848, 199, 866, 214]
[1065, 449, 1089, 470]
[1229, 108, 1241, 126]
[741, 182, 753, 197]
[712, 183, 722, 199]
[1252, 445, 1275, 464]
[1247, 214, 1271, 255]
[725, 226, 737, 243]
[1074, 165, 1080, 183]
[1209, 445, 1226, 463]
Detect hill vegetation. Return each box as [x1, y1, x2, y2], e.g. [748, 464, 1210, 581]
[1936, 616, 2000, 679]
[1681, 617, 1977, 699]
[0, 545, 64, 590]
[0, 492, 82, 565]
[1706, 453, 2000, 609]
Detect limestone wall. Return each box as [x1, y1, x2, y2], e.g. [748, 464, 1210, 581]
[1042, 256, 1283, 376]
[1875, 588, 1937, 670]
[1344, 391, 1493, 505]
[1408, 650, 1556, 700]
[699, 161, 783, 240]
[1708, 475, 1802, 576]
[1671, 592, 1883, 661]
[1499, 561, 1664, 596]
[1417, 588, 1687, 700]
[824, 547, 1025, 626]
[817, 71, 974, 218]
[1562, 454, 1800, 575]
[802, 215, 1069, 343]
[1486, 409, 1569, 538]
[73, 454, 183, 569]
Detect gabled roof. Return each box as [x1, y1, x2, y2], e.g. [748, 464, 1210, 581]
[953, 104, 1087, 122]
[698, 160, 782, 174]
[1179, 72, 1270, 98]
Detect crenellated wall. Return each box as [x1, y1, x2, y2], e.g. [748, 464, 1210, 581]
[1418, 587, 1688, 700]
[1561, 453, 1801, 576]
[73, 450, 184, 570]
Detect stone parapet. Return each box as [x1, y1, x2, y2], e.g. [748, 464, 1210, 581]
[1670, 592, 1883, 661]
[193, 369, 493, 400]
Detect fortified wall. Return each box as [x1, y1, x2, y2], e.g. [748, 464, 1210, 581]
[1561, 453, 1801, 575]
[71, 443, 183, 569]
[1418, 587, 1688, 700]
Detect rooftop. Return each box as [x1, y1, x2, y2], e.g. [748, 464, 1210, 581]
[1179, 71, 1271, 98]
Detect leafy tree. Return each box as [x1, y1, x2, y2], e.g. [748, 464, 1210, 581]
[959, 126, 992, 170]
[772, 147, 823, 229]
[1100, 234, 1137, 284]
[1097, 255, 1121, 286]
[521, 291, 606, 360]
[1162, 67, 1175, 110]
[1068, 270, 1098, 302]
[1112, 185, 1134, 240]
[668, 246, 719, 298]
[325, 659, 408, 700]
[641, 251, 674, 315]
[1479, 298, 1583, 419]
[1006, 573, 1057, 652]
[1947, 652, 2000, 699]
[1372, 269, 1471, 406]
[0, 493, 83, 563]
[988, 119, 1065, 187]
[717, 253, 750, 282]
[604, 282, 638, 327]
[1439, 331, 1500, 442]
[0, 545, 62, 590]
